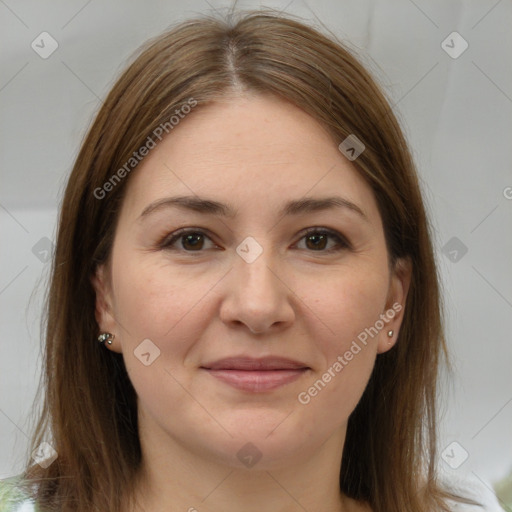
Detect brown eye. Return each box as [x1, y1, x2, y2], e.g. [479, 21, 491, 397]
[160, 229, 216, 252]
[159, 227, 350, 254]
[181, 233, 205, 250]
[296, 228, 350, 253]
[305, 232, 328, 250]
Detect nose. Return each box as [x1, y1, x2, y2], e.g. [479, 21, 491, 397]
[219, 243, 295, 334]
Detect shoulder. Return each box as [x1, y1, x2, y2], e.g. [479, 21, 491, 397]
[0, 474, 39, 512]
[438, 471, 505, 511]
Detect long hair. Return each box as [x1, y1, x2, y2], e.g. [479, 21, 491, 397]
[20, 9, 475, 511]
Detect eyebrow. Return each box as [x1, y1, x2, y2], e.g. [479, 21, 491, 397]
[138, 195, 369, 223]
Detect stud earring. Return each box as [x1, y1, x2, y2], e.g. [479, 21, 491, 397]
[387, 330, 394, 337]
[98, 333, 114, 345]
[387, 330, 394, 343]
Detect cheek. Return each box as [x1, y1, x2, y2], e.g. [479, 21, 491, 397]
[110, 255, 210, 411]
[295, 267, 388, 416]
[109, 250, 230, 394]
[111, 251, 210, 340]
[304, 264, 389, 353]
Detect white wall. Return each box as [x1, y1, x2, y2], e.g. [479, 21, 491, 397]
[1, 0, 511, 499]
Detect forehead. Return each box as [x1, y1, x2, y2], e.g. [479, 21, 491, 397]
[119, 93, 380, 225]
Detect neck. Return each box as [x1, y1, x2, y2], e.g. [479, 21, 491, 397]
[125, 421, 360, 512]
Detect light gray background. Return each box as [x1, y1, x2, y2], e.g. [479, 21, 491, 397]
[1, 0, 511, 499]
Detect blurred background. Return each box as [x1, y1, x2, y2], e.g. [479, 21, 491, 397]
[1, 0, 511, 508]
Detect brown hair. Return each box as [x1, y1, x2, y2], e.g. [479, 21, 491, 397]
[20, 9, 476, 512]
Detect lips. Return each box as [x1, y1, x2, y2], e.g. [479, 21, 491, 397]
[201, 356, 309, 371]
[201, 356, 310, 392]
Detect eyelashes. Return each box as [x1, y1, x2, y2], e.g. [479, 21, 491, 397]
[157, 227, 351, 255]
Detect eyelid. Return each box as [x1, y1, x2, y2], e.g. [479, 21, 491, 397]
[158, 227, 220, 251]
[297, 227, 352, 253]
[158, 226, 351, 253]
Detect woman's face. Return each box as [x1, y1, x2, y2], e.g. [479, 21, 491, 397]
[93, 93, 410, 470]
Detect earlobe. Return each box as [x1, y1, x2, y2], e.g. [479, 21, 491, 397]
[377, 256, 412, 354]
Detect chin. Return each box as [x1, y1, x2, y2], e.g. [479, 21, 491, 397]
[200, 419, 315, 470]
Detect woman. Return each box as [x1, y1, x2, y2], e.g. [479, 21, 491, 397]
[0, 9, 503, 512]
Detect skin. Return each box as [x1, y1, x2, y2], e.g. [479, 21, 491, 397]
[92, 92, 411, 512]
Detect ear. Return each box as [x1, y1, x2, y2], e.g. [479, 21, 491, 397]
[91, 263, 122, 353]
[377, 256, 412, 354]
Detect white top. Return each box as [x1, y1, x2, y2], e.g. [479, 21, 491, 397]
[440, 472, 506, 511]
[0, 471, 506, 511]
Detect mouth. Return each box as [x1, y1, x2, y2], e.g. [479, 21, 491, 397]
[200, 356, 310, 393]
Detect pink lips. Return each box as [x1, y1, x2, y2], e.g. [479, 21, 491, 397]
[201, 356, 310, 392]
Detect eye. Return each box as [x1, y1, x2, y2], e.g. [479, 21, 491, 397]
[295, 227, 350, 253]
[159, 228, 217, 252]
[159, 227, 350, 254]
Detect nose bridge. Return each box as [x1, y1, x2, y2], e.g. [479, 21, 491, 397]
[220, 234, 294, 332]
[234, 235, 279, 297]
